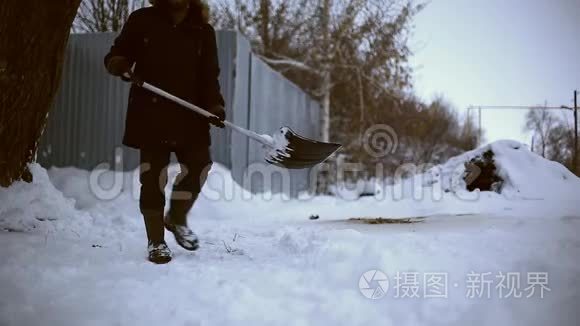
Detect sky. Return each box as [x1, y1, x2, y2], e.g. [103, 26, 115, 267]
[409, 0, 580, 145]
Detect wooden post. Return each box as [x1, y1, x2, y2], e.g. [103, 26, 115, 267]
[478, 107, 482, 145]
[574, 90, 578, 174]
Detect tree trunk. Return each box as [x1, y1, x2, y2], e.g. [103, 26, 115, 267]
[320, 0, 331, 143]
[0, 0, 81, 187]
[321, 72, 331, 143]
[258, 0, 271, 55]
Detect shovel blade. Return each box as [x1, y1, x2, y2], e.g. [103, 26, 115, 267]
[265, 127, 341, 169]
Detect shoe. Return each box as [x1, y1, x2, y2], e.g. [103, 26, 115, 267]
[164, 217, 199, 251]
[147, 241, 172, 264]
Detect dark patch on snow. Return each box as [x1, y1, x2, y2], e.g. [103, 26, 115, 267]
[35, 217, 58, 222]
[464, 149, 503, 192]
[348, 217, 424, 224]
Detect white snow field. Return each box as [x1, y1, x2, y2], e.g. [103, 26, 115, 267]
[1, 140, 580, 326]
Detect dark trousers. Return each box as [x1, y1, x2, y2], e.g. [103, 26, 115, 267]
[139, 146, 212, 242]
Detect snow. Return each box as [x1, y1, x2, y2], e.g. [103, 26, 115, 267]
[260, 127, 292, 163]
[1, 141, 580, 326]
[416, 140, 580, 200]
[259, 55, 316, 73]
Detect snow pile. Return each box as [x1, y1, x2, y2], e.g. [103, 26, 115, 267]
[47, 166, 133, 210]
[407, 140, 580, 200]
[0, 164, 93, 236]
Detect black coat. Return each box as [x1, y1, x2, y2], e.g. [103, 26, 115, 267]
[104, 6, 225, 149]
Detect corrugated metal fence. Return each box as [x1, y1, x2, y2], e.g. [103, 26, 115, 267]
[37, 31, 321, 196]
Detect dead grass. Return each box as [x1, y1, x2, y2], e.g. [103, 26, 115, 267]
[347, 217, 425, 224]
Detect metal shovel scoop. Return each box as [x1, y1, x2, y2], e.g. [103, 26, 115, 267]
[131, 76, 341, 169]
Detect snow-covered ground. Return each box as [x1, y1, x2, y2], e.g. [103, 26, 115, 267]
[1, 141, 580, 326]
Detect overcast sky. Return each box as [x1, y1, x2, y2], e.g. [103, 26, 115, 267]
[410, 0, 580, 145]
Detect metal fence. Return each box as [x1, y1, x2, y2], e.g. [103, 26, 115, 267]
[37, 31, 321, 196]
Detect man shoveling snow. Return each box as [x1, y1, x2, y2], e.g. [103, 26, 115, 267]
[104, 0, 341, 264]
[104, 0, 225, 264]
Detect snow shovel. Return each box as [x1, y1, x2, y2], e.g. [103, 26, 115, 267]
[128, 74, 341, 169]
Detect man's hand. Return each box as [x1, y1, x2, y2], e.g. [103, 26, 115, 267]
[207, 105, 225, 128]
[106, 56, 132, 77]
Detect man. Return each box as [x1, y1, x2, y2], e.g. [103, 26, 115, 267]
[104, 0, 225, 264]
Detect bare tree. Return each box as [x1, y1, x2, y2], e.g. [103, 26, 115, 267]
[392, 96, 477, 166]
[522, 107, 579, 174]
[0, 0, 81, 187]
[212, 0, 480, 183]
[74, 0, 148, 33]
[545, 124, 574, 164]
[524, 107, 557, 158]
[213, 0, 422, 144]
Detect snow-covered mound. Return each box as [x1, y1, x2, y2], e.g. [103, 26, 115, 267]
[0, 162, 269, 237]
[0, 164, 93, 236]
[422, 140, 580, 200]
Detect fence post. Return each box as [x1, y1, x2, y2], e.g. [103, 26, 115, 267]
[478, 107, 482, 145]
[574, 90, 578, 174]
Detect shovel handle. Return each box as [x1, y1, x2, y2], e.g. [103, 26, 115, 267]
[126, 72, 214, 120]
[125, 72, 274, 147]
